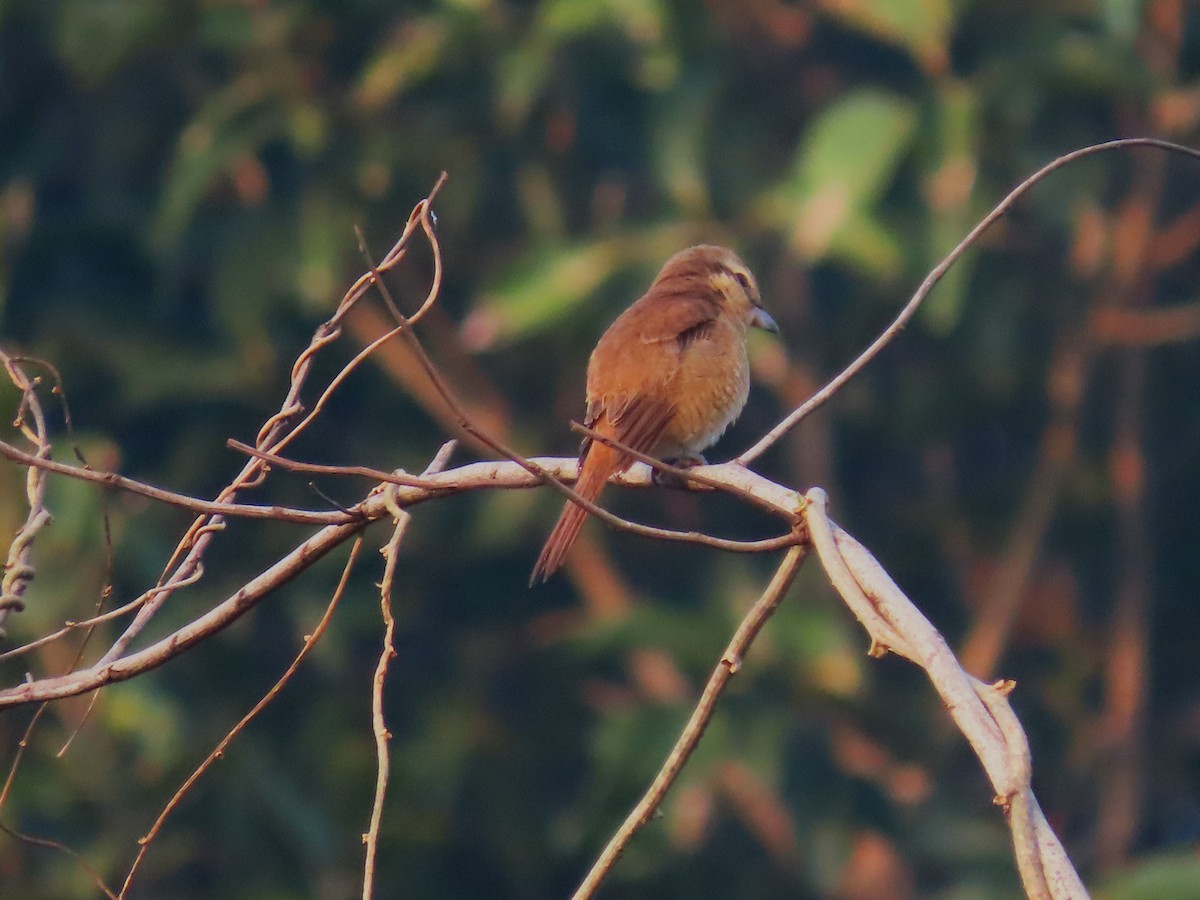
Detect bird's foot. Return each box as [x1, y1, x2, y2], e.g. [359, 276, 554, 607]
[652, 453, 708, 487]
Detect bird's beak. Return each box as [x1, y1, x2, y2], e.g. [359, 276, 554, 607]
[751, 307, 779, 333]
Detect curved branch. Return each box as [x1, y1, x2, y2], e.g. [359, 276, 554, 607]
[737, 138, 1200, 465]
[805, 488, 1087, 899]
[91, 177, 450, 665]
[0, 352, 53, 637]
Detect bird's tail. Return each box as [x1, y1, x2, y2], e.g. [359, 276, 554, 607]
[529, 444, 620, 584]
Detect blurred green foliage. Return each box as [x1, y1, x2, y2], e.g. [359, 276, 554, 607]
[3, 1, 1200, 897]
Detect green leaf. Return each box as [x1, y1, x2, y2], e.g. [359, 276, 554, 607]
[353, 17, 450, 112]
[920, 80, 981, 335]
[466, 224, 697, 346]
[151, 80, 292, 250]
[763, 90, 917, 275]
[53, 0, 175, 85]
[651, 74, 717, 215]
[1099, 853, 1200, 900]
[819, 0, 954, 72]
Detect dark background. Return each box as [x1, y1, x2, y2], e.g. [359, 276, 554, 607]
[2, 1, 1200, 897]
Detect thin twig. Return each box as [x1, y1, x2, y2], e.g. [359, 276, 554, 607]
[93, 177, 447, 665]
[226, 439, 441, 486]
[362, 513, 407, 899]
[361, 444, 454, 898]
[571, 542, 808, 900]
[0, 821, 119, 900]
[737, 138, 1200, 465]
[118, 538, 363, 899]
[0, 439, 360, 525]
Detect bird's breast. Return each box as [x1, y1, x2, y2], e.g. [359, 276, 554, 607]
[661, 335, 750, 455]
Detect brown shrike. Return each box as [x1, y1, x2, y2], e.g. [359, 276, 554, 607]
[531, 245, 777, 584]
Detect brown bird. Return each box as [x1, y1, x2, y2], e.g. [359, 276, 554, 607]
[530, 244, 778, 584]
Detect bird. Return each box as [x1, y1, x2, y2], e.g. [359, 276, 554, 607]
[530, 244, 778, 584]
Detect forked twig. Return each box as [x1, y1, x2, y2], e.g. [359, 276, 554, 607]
[362, 444, 454, 898]
[118, 538, 364, 899]
[93, 176, 449, 666]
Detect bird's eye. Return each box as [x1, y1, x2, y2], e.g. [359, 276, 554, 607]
[733, 271, 751, 291]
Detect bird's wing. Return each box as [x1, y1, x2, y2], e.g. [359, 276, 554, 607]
[580, 393, 674, 471]
[631, 293, 722, 349]
[581, 292, 722, 466]
[607, 394, 675, 453]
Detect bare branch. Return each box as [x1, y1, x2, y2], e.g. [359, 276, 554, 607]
[737, 138, 1200, 466]
[362, 514, 407, 900]
[0, 457, 808, 708]
[91, 176, 449, 665]
[0, 518, 367, 709]
[572, 542, 808, 900]
[805, 488, 1088, 899]
[0, 439, 361, 526]
[117, 538, 363, 899]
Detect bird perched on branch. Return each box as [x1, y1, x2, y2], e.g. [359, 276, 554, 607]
[530, 244, 778, 584]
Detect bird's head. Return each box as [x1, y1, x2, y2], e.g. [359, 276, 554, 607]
[663, 245, 779, 333]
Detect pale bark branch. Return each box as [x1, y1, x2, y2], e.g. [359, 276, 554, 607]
[805, 489, 1088, 899]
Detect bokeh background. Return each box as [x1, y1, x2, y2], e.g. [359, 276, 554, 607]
[3, 1, 1200, 897]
